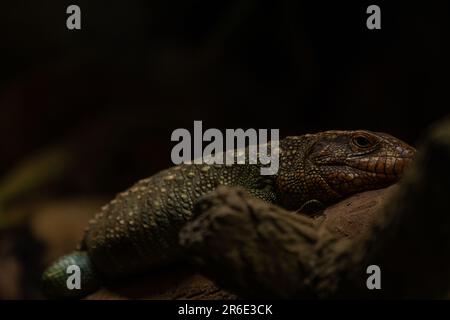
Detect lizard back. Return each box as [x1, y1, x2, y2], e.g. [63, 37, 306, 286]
[83, 162, 276, 279]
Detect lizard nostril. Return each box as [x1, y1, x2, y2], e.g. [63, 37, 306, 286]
[402, 149, 415, 159]
[396, 145, 416, 158]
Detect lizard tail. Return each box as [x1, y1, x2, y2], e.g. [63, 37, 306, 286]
[41, 251, 101, 299]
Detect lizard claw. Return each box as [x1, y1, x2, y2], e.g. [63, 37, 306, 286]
[296, 199, 325, 215]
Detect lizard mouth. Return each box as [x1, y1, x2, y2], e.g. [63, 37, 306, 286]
[343, 156, 414, 177]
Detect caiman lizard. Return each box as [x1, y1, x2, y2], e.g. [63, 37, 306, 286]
[41, 130, 415, 298]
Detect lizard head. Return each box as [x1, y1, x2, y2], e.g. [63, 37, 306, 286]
[276, 130, 416, 210]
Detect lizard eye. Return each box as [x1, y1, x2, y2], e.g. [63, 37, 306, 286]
[352, 134, 374, 149]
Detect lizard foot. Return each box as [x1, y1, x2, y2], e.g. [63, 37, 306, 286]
[296, 199, 325, 215]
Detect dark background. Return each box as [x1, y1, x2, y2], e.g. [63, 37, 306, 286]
[0, 0, 449, 300]
[0, 0, 449, 195]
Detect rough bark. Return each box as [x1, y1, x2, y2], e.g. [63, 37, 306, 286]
[80, 186, 392, 300]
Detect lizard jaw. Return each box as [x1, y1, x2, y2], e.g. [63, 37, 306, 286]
[343, 156, 414, 177]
